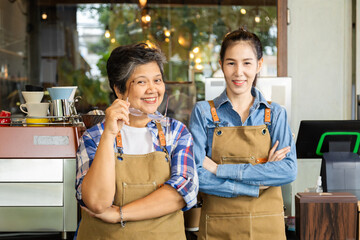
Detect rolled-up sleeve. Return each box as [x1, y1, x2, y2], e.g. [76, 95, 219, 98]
[75, 125, 103, 206]
[164, 121, 199, 211]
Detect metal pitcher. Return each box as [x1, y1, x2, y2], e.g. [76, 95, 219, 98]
[50, 99, 71, 120]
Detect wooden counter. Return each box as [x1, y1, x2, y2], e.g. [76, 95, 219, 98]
[295, 192, 357, 240]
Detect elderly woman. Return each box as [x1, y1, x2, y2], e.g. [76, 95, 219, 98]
[75, 43, 198, 240]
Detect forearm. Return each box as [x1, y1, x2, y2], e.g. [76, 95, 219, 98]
[216, 154, 297, 186]
[122, 184, 185, 221]
[198, 168, 259, 197]
[82, 132, 116, 213]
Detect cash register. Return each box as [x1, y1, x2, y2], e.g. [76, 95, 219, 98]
[296, 120, 360, 198]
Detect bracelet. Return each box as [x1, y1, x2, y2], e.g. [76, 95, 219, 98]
[119, 207, 126, 228]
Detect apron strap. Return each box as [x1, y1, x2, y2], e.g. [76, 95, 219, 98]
[264, 101, 272, 128]
[155, 122, 169, 160]
[209, 100, 272, 126]
[208, 101, 220, 126]
[116, 132, 124, 159]
[115, 122, 168, 159]
[116, 132, 123, 148]
[155, 122, 166, 147]
[264, 108, 271, 123]
[115, 123, 167, 148]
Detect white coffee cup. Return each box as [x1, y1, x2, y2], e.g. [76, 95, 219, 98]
[22, 91, 44, 103]
[20, 102, 50, 117]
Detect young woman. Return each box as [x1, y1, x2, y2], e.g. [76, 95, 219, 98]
[75, 43, 198, 240]
[189, 28, 297, 240]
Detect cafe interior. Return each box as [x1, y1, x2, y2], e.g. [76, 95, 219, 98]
[0, 0, 359, 239]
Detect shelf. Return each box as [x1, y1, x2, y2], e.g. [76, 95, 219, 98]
[0, 48, 26, 58]
[0, 77, 28, 82]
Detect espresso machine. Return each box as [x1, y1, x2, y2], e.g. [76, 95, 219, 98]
[0, 126, 82, 239]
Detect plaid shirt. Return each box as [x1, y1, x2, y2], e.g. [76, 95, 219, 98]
[76, 117, 198, 211]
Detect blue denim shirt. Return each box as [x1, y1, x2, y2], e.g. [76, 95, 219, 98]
[189, 87, 297, 198]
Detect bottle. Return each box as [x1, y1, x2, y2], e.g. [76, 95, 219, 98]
[315, 176, 323, 193]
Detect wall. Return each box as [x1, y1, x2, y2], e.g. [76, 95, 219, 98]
[289, 0, 352, 131]
[287, 0, 353, 215]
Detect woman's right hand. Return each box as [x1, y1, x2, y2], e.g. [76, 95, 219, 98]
[104, 99, 130, 136]
[267, 140, 290, 162]
[81, 205, 120, 224]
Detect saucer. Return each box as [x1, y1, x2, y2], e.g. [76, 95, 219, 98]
[26, 118, 49, 127]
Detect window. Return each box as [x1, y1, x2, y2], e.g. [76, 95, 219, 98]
[0, 0, 287, 122]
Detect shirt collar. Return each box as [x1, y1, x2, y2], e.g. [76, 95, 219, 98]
[213, 87, 272, 109]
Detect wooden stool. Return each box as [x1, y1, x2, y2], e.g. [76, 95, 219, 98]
[295, 192, 357, 240]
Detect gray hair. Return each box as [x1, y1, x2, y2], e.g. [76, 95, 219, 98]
[107, 43, 167, 95]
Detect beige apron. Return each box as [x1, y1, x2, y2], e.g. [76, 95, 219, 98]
[77, 122, 186, 240]
[197, 101, 285, 240]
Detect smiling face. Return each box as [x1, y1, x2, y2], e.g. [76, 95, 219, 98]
[125, 61, 165, 115]
[220, 41, 263, 99]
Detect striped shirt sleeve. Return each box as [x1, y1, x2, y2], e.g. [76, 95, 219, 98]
[162, 119, 199, 211]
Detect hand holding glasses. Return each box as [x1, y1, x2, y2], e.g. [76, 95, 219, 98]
[126, 97, 169, 122]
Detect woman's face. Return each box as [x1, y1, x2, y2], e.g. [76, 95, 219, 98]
[220, 41, 263, 98]
[125, 61, 165, 114]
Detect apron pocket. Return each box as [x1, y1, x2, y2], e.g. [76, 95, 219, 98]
[205, 213, 251, 240]
[122, 182, 157, 205]
[221, 156, 256, 165]
[252, 212, 286, 240]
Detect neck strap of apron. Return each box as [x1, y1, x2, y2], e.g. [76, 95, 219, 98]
[208, 100, 272, 125]
[115, 122, 168, 158]
[208, 100, 220, 128]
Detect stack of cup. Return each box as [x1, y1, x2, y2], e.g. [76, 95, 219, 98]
[20, 91, 50, 126]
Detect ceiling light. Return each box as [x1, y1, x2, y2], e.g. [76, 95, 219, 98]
[164, 30, 171, 37]
[141, 14, 151, 23]
[104, 29, 110, 38]
[139, 0, 147, 8]
[192, 47, 199, 53]
[195, 64, 203, 70]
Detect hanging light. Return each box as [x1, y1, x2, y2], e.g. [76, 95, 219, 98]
[192, 47, 200, 54]
[164, 30, 171, 37]
[110, 38, 116, 43]
[255, 16, 261, 23]
[104, 30, 111, 38]
[189, 53, 194, 59]
[139, 0, 147, 8]
[178, 36, 186, 46]
[240, 8, 246, 15]
[141, 14, 151, 23]
[195, 64, 203, 70]
[41, 12, 48, 20]
[145, 40, 155, 48]
[104, 25, 110, 38]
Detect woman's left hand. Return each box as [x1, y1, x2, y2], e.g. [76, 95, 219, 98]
[81, 205, 120, 224]
[203, 156, 218, 175]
